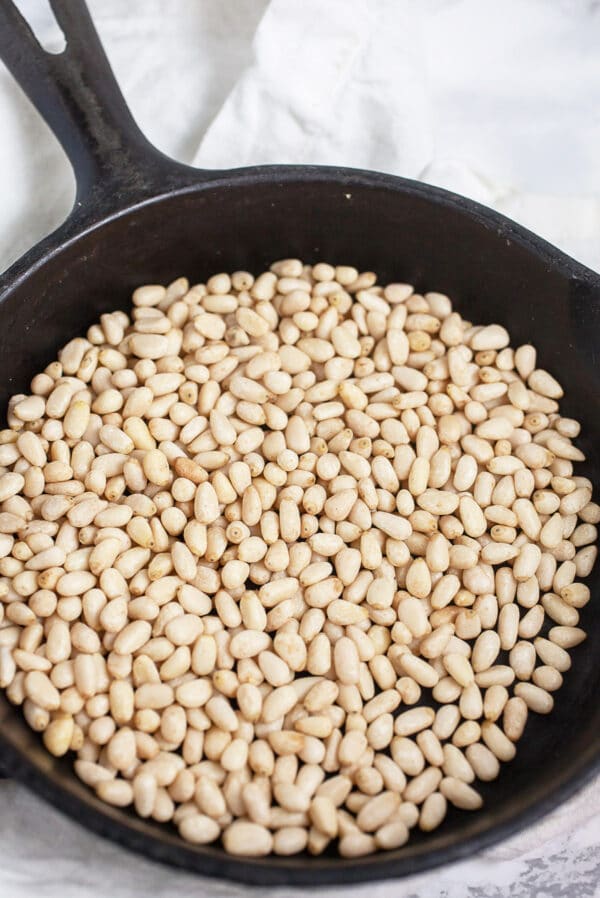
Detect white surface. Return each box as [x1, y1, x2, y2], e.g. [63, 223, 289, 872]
[0, 0, 599, 895]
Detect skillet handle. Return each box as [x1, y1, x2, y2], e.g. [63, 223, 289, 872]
[0, 0, 204, 212]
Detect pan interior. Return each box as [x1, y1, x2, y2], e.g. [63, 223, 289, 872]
[0, 172, 598, 884]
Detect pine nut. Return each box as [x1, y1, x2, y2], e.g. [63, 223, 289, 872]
[43, 716, 75, 757]
[440, 776, 482, 810]
[482, 721, 517, 760]
[356, 791, 400, 832]
[394, 707, 435, 737]
[514, 682, 554, 714]
[465, 743, 500, 781]
[223, 821, 273, 856]
[419, 792, 447, 831]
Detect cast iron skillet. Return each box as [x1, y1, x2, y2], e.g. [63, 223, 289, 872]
[0, 0, 598, 887]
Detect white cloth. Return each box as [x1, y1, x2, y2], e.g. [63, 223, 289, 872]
[0, 0, 599, 895]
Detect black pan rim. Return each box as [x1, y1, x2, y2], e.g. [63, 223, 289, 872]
[1, 164, 599, 300]
[0, 725, 598, 886]
[0, 161, 599, 885]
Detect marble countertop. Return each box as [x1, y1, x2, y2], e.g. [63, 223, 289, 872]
[0, 1, 599, 895]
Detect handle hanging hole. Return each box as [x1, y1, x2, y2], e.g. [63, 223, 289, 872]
[13, 0, 65, 54]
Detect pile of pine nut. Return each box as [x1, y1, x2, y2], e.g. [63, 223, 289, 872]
[0, 259, 596, 859]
